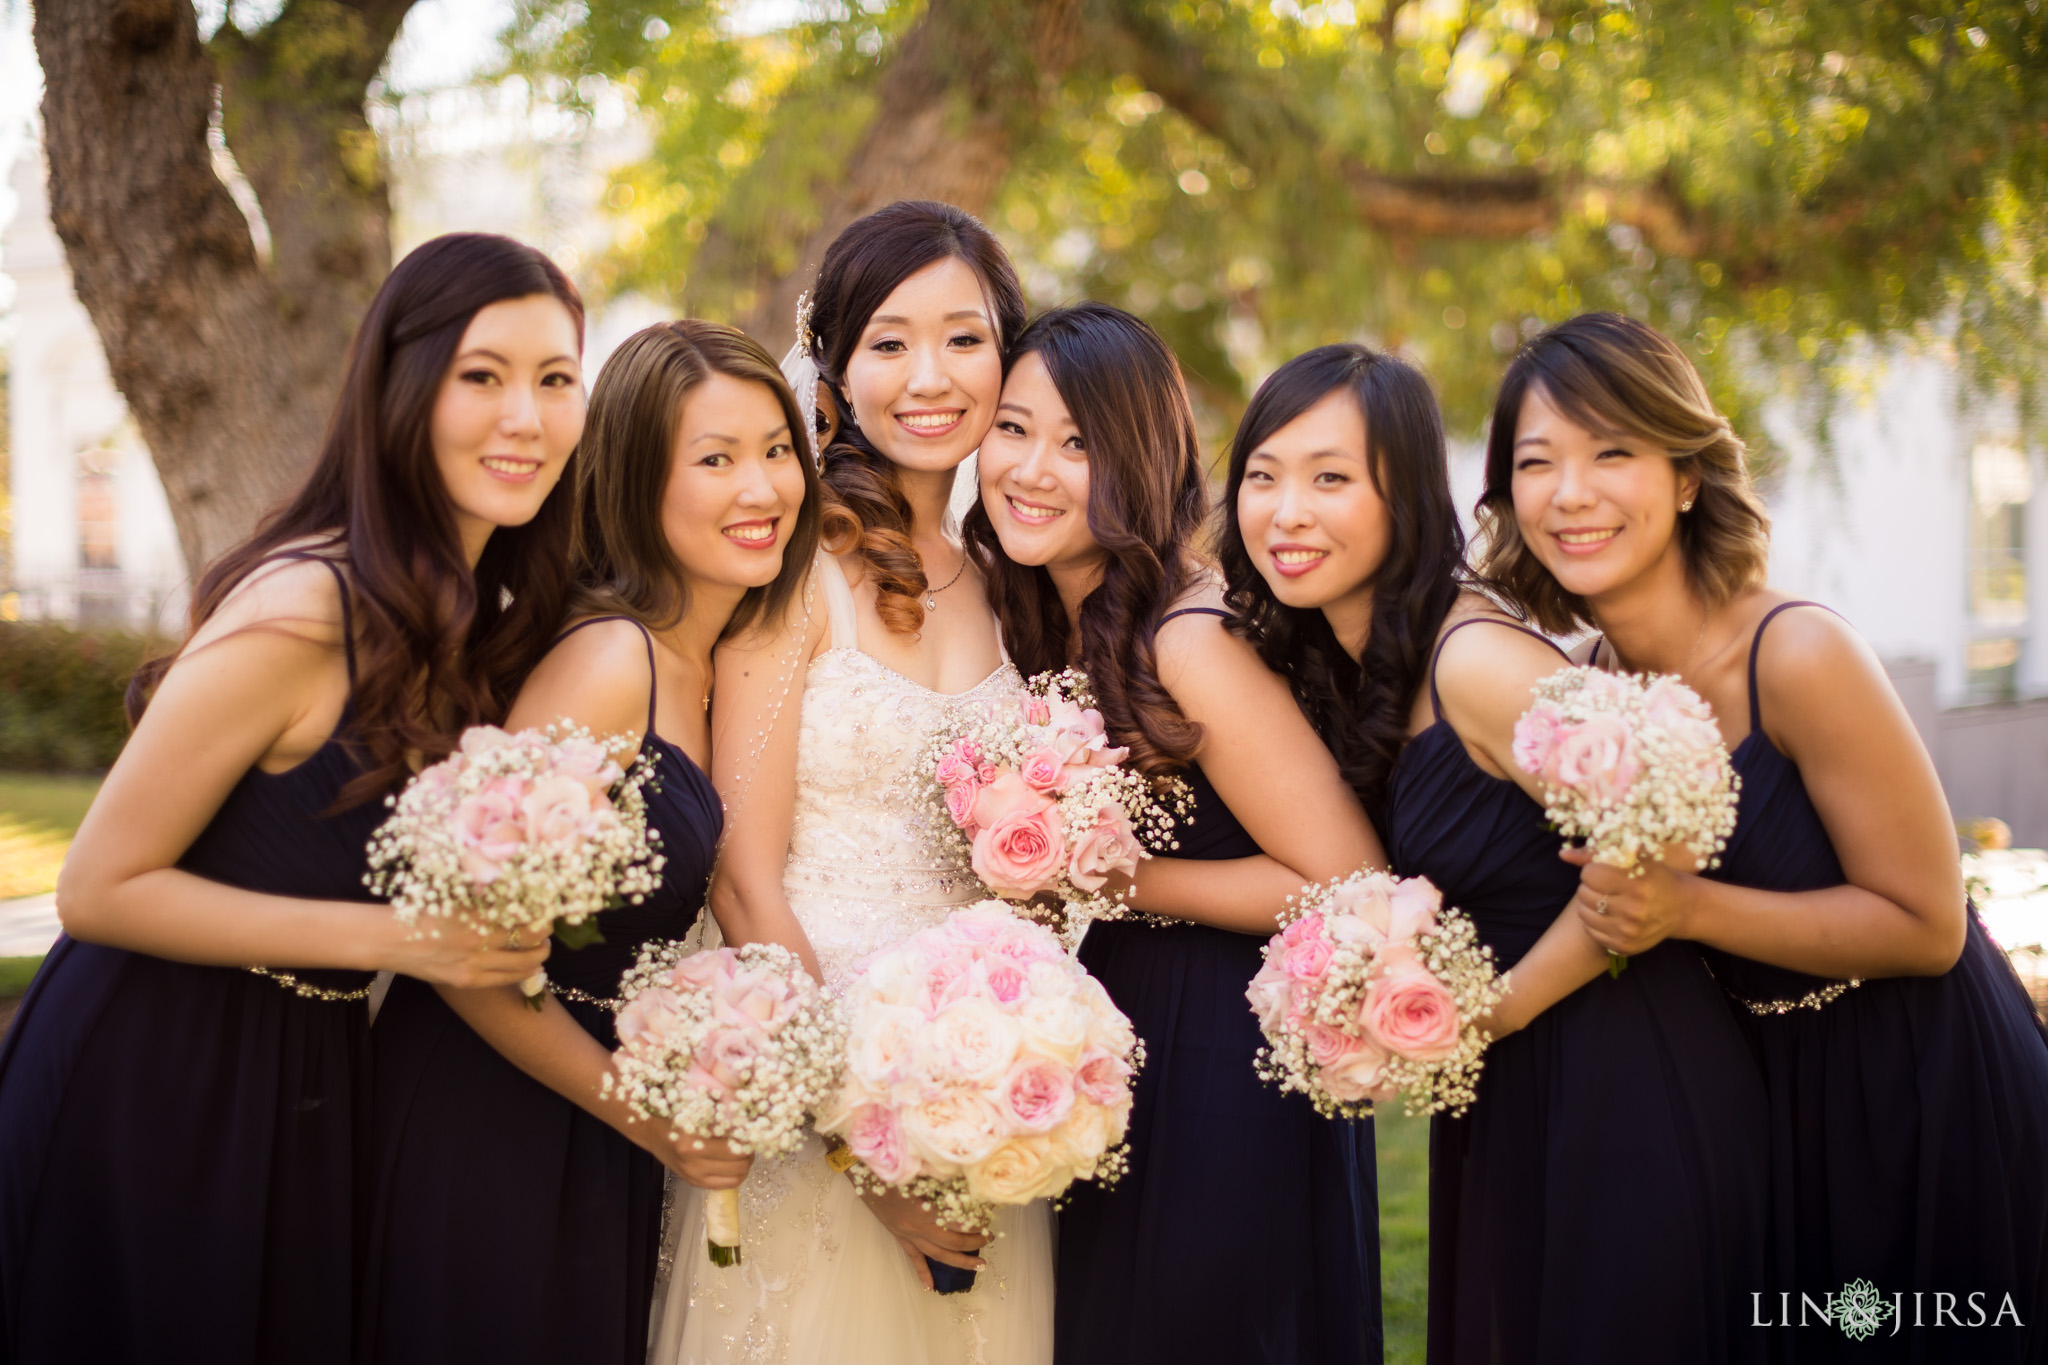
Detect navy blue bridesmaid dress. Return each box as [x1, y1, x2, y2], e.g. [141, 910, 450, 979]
[0, 553, 379, 1364]
[357, 617, 722, 1365]
[1054, 608, 1384, 1365]
[1386, 617, 1770, 1365]
[1697, 602, 2048, 1363]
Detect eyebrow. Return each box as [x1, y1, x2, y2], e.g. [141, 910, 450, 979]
[1513, 435, 1552, 449]
[869, 310, 990, 326]
[1249, 447, 1359, 461]
[997, 401, 1033, 416]
[688, 424, 792, 446]
[456, 349, 578, 367]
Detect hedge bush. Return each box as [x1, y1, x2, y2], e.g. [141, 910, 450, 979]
[0, 623, 157, 772]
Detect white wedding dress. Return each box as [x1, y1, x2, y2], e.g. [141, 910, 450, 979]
[647, 560, 1055, 1365]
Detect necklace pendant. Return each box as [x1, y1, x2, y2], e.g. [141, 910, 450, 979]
[925, 594, 938, 611]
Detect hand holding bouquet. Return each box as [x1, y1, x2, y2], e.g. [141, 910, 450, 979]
[366, 724, 664, 1006]
[927, 669, 1188, 943]
[1511, 667, 1741, 974]
[606, 942, 844, 1266]
[1249, 871, 1505, 1118]
[816, 901, 1142, 1294]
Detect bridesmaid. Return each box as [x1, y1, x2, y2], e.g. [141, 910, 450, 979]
[1485, 312, 2048, 1361]
[0, 233, 568, 1363]
[359, 321, 824, 1362]
[1220, 343, 1771, 1364]
[964, 304, 1384, 1365]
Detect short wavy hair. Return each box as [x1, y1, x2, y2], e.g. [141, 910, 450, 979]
[1476, 312, 1770, 635]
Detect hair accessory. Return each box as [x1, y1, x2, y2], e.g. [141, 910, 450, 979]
[794, 290, 817, 357]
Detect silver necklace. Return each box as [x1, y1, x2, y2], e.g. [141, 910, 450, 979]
[924, 551, 967, 611]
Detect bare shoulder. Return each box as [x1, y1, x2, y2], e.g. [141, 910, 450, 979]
[186, 553, 347, 658]
[515, 616, 654, 736]
[1151, 575, 1232, 674]
[1432, 605, 1571, 718]
[1749, 596, 1890, 720]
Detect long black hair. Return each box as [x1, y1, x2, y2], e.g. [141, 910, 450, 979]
[131, 232, 582, 806]
[963, 302, 1208, 775]
[1218, 344, 1466, 819]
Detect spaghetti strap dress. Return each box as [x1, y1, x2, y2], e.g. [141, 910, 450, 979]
[0, 552, 379, 1365]
[1384, 617, 1770, 1365]
[1697, 601, 2048, 1362]
[358, 616, 723, 1365]
[1054, 606, 1384, 1365]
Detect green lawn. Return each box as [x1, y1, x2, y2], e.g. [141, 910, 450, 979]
[0, 771, 101, 899]
[1377, 1104, 1429, 1364]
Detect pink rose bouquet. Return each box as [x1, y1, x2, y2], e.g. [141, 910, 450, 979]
[1248, 871, 1506, 1118]
[365, 723, 665, 1007]
[1511, 667, 1741, 974]
[926, 670, 1189, 944]
[815, 901, 1142, 1293]
[606, 942, 843, 1266]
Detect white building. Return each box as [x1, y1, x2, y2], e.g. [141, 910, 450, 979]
[4, 144, 186, 630]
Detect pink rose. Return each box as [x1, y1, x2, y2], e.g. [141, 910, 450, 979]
[978, 763, 1001, 785]
[1019, 747, 1072, 795]
[454, 781, 527, 884]
[1387, 877, 1442, 942]
[1074, 1049, 1132, 1105]
[945, 779, 982, 831]
[1550, 713, 1640, 803]
[1283, 934, 1335, 982]
[1280, 912, 1324, 947]
[1067, 803, 1141, 892]
[1045, 696, 1130, 769]
[665, 951, 734, 993]
[705, 1027, 759, 1091]
[459, 725, 518, 757]
[1511, 700, 1566, 778]
[969, 772, 1053, 830]
[935, 745, 982, 788]
[728, 967, 799, 1028]
[846, 1103, 917, 1184]
[614, 987, 683, 1053]
[1022, 698, 1051, 726]
[1246, 956, 1292, 1033]
[982, 961, 1029, 1006]
[999, 1057, 1076, 1133]
[1319, 1040, 1394, 1103]
[1302, 1020, 1359, 1068]
[551, 735, 622, 798]
[971, 805, 1067, 899]
[924, 952, 978, 1013]
[685, 1061, 736, 1106]
[1360, 959, 1461, 1062]
[522, 773, 600, 849]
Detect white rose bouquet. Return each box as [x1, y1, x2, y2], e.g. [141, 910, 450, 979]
[365, 724, 664, 1006]
[815, 901, 1142, 1294]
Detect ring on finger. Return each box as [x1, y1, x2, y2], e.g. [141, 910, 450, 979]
[507, 928, 525, 950]
[1595, 895, 1611, 916]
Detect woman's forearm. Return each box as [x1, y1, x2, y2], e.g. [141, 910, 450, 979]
[1124, 854, 1316, 934]
[56, 864, 404, 971]
[706, 876, 824, 983]
[1481, 912, 1611, 1037]
[436, 984, 647, 1136]
[1683, 876, 1964, 978]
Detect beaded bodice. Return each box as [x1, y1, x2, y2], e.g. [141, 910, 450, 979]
[782, 564, 1023, 985]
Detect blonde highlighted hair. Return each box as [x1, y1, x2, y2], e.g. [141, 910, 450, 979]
[1476, 312, 1770, 634]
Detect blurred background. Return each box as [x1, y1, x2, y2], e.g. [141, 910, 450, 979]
[0, 3, 2044, 1354]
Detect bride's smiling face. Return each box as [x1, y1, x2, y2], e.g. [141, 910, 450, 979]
[839, 256, 1003, 475]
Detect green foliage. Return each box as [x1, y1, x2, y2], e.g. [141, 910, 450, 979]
[527, 0, 2047, 446]
[0, 958, 45, 1002]
[1376, 1102, 1430, 1362]
[0, 624, 153, 772]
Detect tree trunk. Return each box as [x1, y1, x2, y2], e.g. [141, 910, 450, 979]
[704, 0, 1081, 352]
[34, 0, 410, 577]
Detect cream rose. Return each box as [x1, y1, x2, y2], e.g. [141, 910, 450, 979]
[900, 1091, 1008, 1173]
[966, 1136, 1070, 1204]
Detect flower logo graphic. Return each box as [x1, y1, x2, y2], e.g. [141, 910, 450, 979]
[1835, 1279, 1896, 1341]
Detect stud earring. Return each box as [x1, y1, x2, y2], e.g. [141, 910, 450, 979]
[1680, 499, 1695, 513]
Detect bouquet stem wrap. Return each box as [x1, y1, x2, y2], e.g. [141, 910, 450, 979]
[705, 1187, 743, 1267]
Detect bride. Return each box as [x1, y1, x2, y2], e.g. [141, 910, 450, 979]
[648, 201, 1053, 1364]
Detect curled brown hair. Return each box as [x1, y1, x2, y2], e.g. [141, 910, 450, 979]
[569, 320, 824, 640]
[963, 303, 1207, 777]
[131, 232, 582, 805]
[1477, 312, 1771, 635]
[807, 200, 1027, 634]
